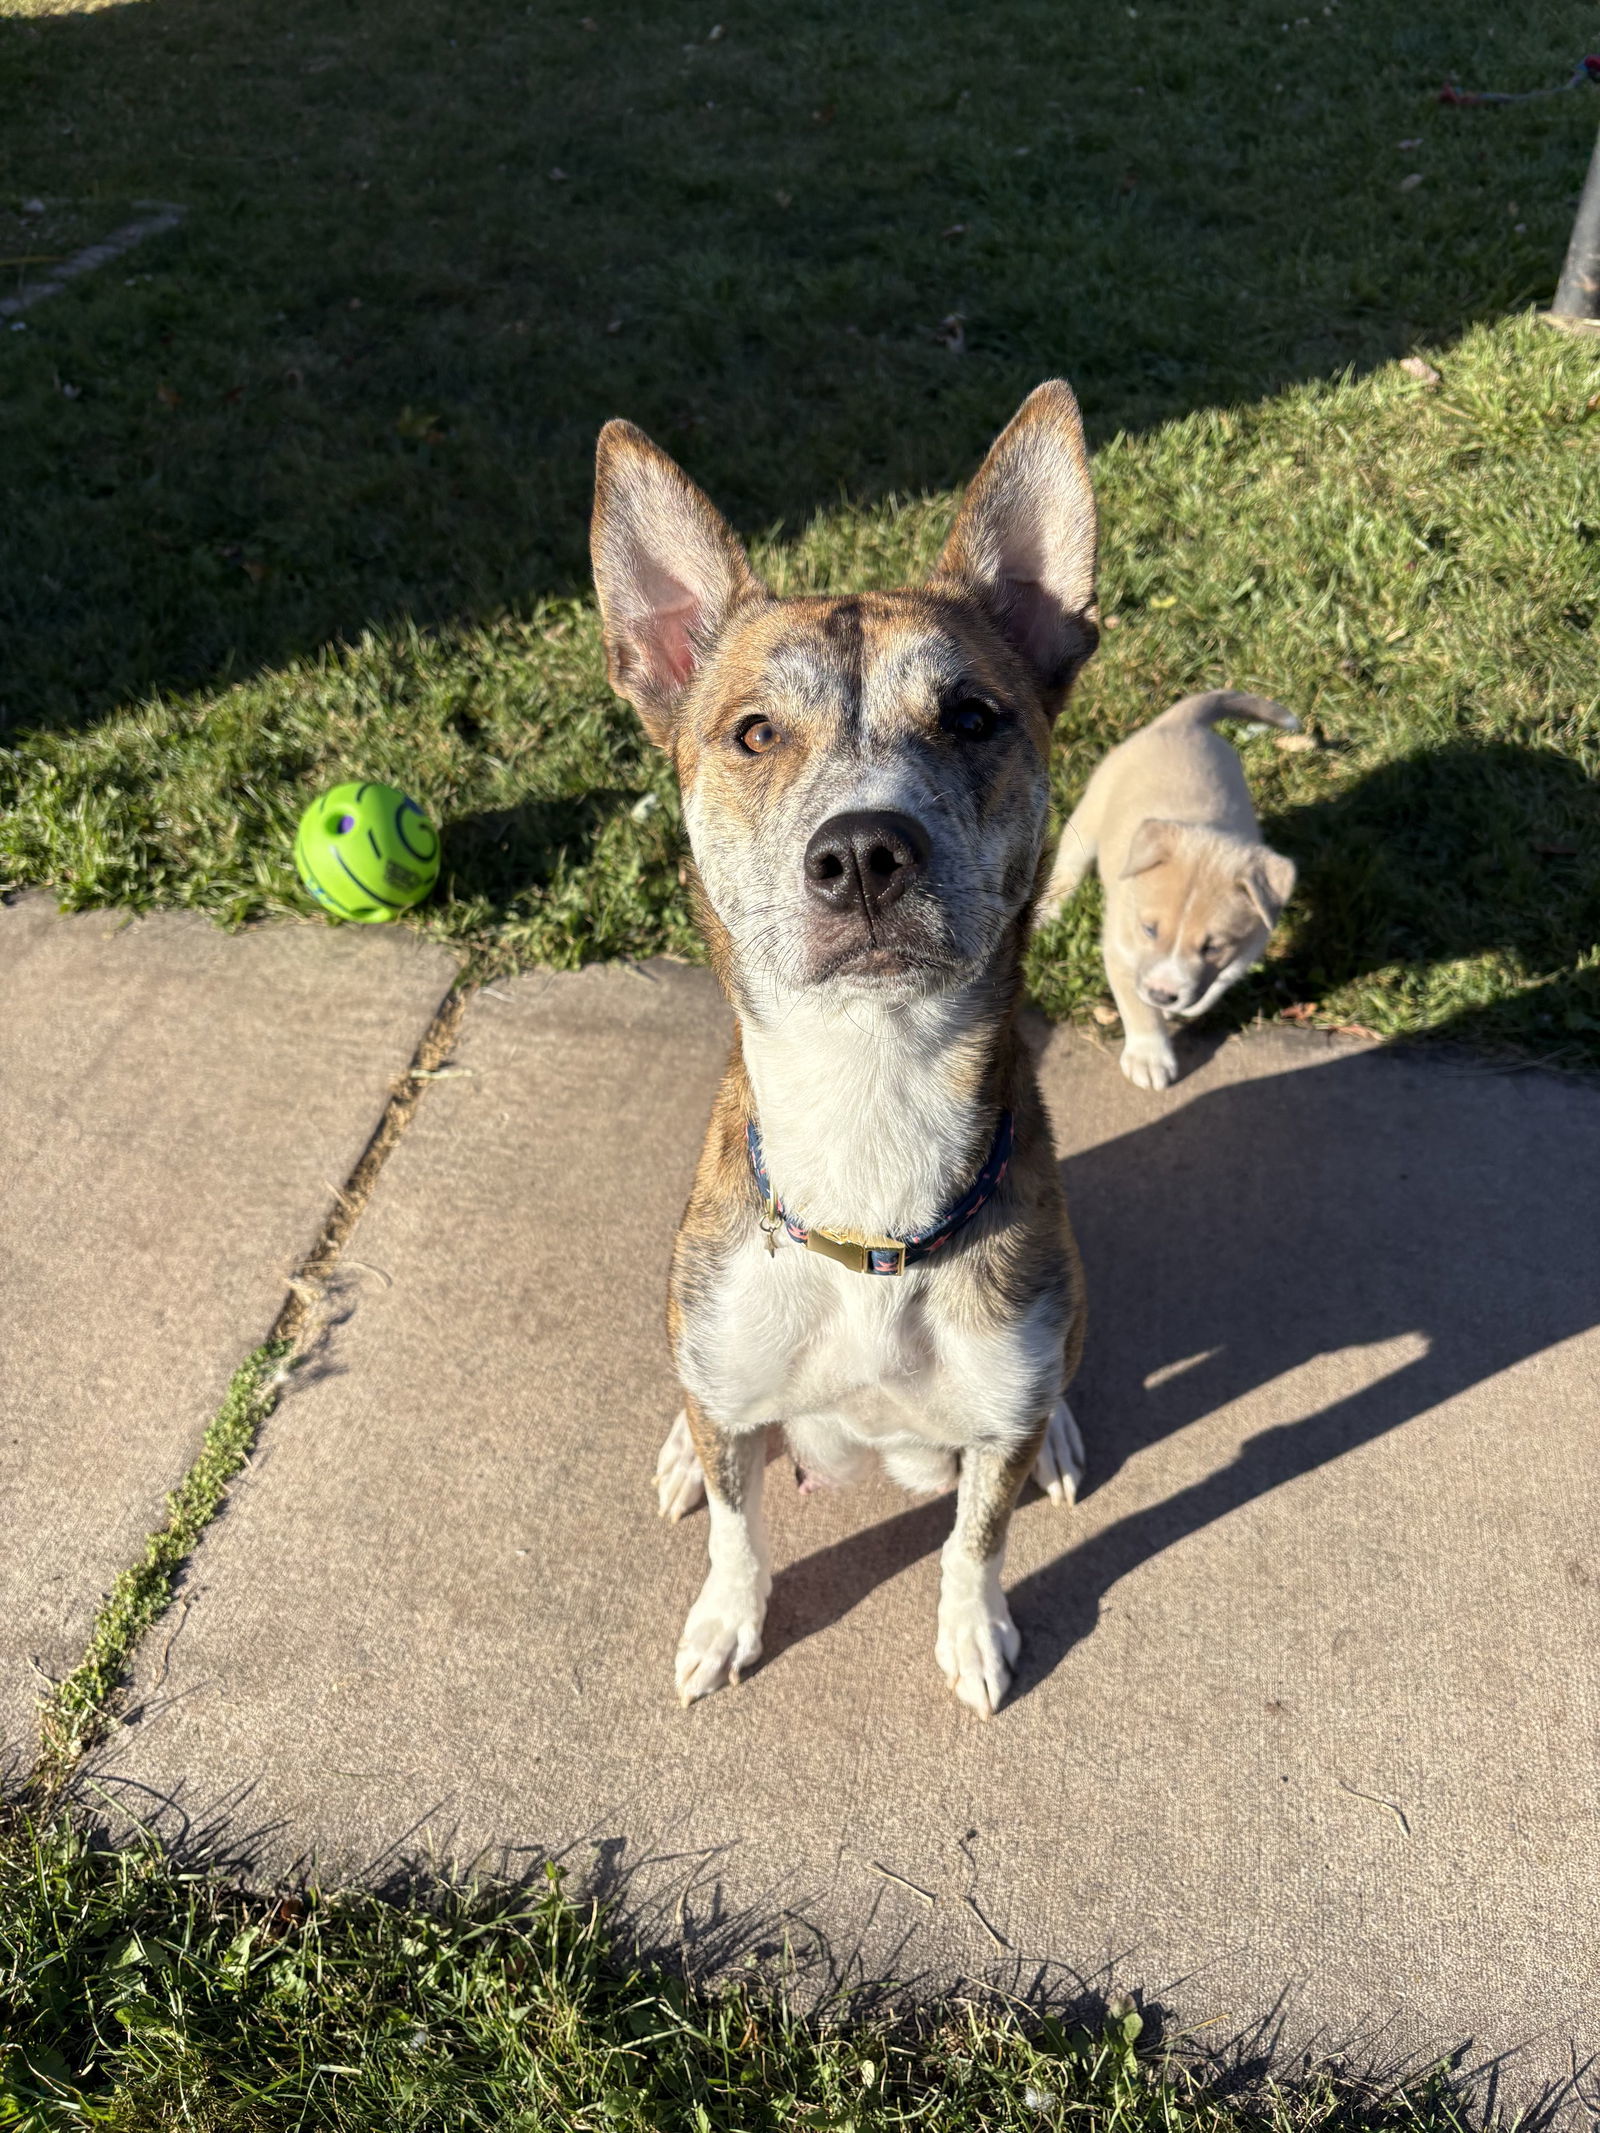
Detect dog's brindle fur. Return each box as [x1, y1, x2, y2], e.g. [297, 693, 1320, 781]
[591, 382, 1098, 1717]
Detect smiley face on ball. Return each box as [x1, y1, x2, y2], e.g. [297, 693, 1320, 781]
[294, 781, 440, 923]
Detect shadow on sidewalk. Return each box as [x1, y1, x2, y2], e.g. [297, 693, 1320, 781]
[763, 1040, 1600, 1693]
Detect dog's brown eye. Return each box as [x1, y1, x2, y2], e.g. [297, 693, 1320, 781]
[737, 717, 780, 755]
[945, 698, 996, 741]
[1142, 920, 1158, 939]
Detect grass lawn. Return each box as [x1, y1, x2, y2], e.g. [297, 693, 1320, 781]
[1, 0, 1597, 1056]
[1, 1803, 1493, 2133]
[0, 0, 1597, 2122]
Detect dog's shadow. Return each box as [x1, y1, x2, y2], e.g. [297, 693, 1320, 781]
[1202, 739, 1600, 1059]
[762, 1041, 1600, 1698]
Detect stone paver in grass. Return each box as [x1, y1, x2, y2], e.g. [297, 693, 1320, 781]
[98, 964, 1600, 2107]
[0, 894, 459, 1769]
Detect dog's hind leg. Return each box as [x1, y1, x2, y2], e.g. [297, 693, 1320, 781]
[674, 1398, 771, 1705]
[660, 1412, 792, 1518]
[655, 1408, 707, 1521]
[1031, 1394, 1085, 1505]
[936, 1419, 1047, 1718]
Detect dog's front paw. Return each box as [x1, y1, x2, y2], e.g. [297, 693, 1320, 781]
[655, 1409, 706, 1522]
[1121, 1034, 1178, 1091]
[936, 1561, 1021, 1719]
[675, 1573, 767, 1705]
[1032, 1396, 1085, 1506]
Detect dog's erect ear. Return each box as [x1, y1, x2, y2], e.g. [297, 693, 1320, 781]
[591, 420, 766, 747]
[1122, 818, 1184, 879]
[932, 379, 1099, 704]
[1239, 845, 1297, 930]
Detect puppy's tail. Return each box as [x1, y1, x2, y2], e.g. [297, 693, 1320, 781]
[1153, 689, 1300, 734]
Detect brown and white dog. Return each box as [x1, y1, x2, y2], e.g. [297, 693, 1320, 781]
[590, 383, 1098, 1718]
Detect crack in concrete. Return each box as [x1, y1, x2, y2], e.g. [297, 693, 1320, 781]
[271, 982, 474, 1358]
[31, 975, 475, 1792]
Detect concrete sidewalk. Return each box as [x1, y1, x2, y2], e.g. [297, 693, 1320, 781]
[87, 960, 1600, 2111]
[0, 895, 458, 1765]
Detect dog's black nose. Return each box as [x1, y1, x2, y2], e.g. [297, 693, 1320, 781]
[1144, 983, 1179, 1007]
[803, 810, 930, 917]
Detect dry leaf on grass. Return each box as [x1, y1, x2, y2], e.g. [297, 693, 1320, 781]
[1400, 355, 1441, 385]
[396, 406, 445, 444]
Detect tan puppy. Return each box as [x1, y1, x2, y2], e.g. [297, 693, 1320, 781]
[1039, 691, 1298, 1090]
[590, 383, 1099, 1718]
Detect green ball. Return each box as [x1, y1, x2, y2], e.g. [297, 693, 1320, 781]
[294, 782, 440, 923]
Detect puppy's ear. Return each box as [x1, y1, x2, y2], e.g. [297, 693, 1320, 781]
[591, 420, 766, 747]
[1239, 845, 1297, 929]
[1122, 818, 1184, 878]
[932, 379, 1099, 706]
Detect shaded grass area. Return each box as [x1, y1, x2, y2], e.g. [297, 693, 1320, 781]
[0, 0, 1590, 728]
[0, 1808, 1493, 2133]
[0, 0, 1596, 1062]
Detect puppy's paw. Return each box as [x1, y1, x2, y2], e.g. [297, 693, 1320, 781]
[936, 1561, 1021, 1719]
[675, 1572, 766, 1705]
[1121, 1034, 1178, 1091]
[655, 1409, 706, 1522]
[1032, 1396, 1085, 1506]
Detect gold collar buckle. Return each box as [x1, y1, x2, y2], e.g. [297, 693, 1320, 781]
[803, 1229, 907, 1276]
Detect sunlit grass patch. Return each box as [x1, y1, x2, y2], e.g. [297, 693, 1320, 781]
[0, 1805, 1491, 2133]
[4, 315, 1596, 1055]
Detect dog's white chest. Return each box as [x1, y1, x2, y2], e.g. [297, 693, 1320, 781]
[698, 1235, 933, 1431]
[681, 1226, 1056, 1484]
[782, 1258, 931, 1426]
[676, 987, 1062, 1479]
